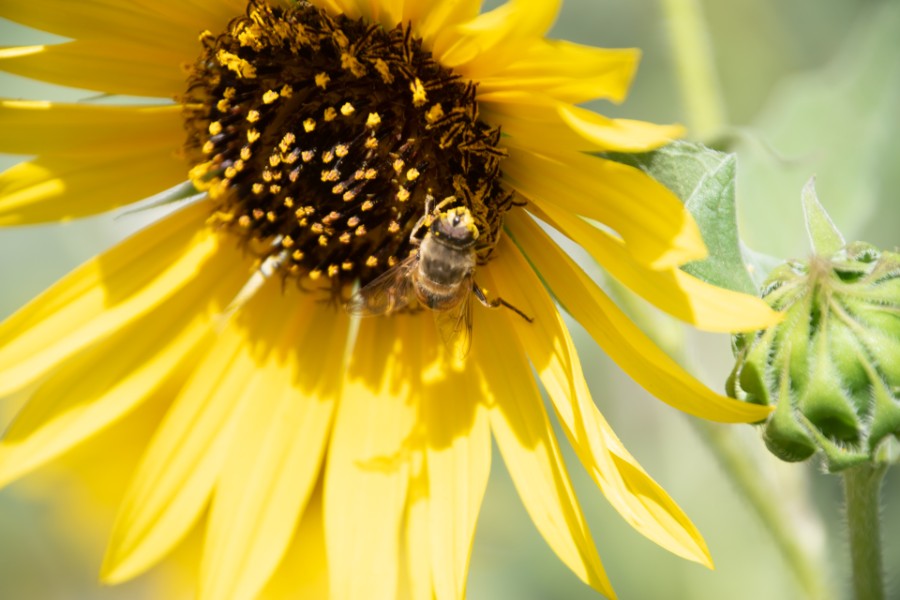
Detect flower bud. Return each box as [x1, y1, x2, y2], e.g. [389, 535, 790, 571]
[727, 242, 900, 471]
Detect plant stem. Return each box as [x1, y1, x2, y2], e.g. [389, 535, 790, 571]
[659, 0, 727, 139]
[691, 421, 832, 600]
[843, 464, 887, 600]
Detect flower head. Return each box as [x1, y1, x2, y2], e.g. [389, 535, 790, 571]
[0, 1, 780, 598]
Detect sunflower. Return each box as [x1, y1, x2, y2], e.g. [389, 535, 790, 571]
[0, 1, 780, 598]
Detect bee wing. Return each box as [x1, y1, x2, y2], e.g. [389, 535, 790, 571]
[434, 277, 474, 362]
[345, 254, 417, 316]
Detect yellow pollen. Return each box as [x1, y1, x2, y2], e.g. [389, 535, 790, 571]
[347, 216, 360, 227]
[410, 78, 427, 106]
[361, 200, 374, 211]
[355, 225, 367, 236]
[366, 256, 378, 267]
[388, 221, 400, 233]
[335, 144, 349, 157]
[406, 168, 420, 181]
[252, 208, 265, 220]
[224, 166, 238, 179]
[280, 84, 293, 97]
[216, 49, 257, 78]
[339, 232, 352, 244]
[323, 107, 337, 121]
[328, 264, 340, 277]
[262, 169, 273, 182]
[247, 129, 260, 143]
[266, 211, 277, 222]
[365, 136, 378, 149]
[342, 261, 354, 271]
[292, 249, 304, 261]
[202, 141, 215, 154]
[342, 190, 357, 202]
[208, 121, 222, 135]
[263, 89, 279, 104]
[247, 110, 260, 123]
[269, 184, 281, 194]
[332, 183, 346, 194]
[321, 150, 335, 163]
[318, 235, 329, 246]
[282, 235, 295, 248]
[366, 112, 382, 128]
[396, 187, 410, 202]
[252, 183, 265, 195]
[279, 132, 295, 150]
[321, 169, 340, 182]
[393, 159, 405, 173]
[311, 223, 324, 234]
[269, 154, 282, 167]
[340, 102, 355, 116]
[216, 98, 230, 112]
[364, 168, 377, 180]
[309, 269, 322, 280]
[288, 168, 300, 182]
[315, 72, 330, 88]
[301, 150, 315, 162]
[283, 197, 294, 208]
[387, 256, 398, 267]
[303, 118, 316, 132]
[238, 214, 251, 227]
[425, 103, 444, 124]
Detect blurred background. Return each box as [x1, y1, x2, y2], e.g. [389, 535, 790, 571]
[1, 0, 898, 598]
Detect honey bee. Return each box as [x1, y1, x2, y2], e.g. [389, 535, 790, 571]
[345, 199, 531, 361]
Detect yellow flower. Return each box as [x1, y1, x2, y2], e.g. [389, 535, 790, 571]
[0, 1, 780, 598]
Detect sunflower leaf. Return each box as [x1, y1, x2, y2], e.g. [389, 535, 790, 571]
[603, 141, 759, 295]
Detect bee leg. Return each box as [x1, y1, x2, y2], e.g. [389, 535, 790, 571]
[472, 282, 533, 323]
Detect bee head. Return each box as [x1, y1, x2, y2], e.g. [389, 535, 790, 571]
[430, 206, 479, 248]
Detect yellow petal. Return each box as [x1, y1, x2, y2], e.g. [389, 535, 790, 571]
[0, 43, 187, 97]
[437, 0, 561, 73]
[0, 238, 251, 488]
[486, 234, 714, 567]
[258, 482, 330, 599]
[502, 141, 706, 269]
[0, 152, 188, 225]
[472, 303, 615, 598]
[200, 294, 347, 600]
[405, 446, 433, 600]
[530, 203, 783, 331]
[477, 40, 639, 104]
[405, 0, 481, 51]
[0, 101, 183, 156]
[101, 277, 293, 584]
[0, 201, 218, 396]
[0, 0, 245, 58]
[324, 315, 423, 600]
[481, 97, 683, 153]
[423, 368, 490, 600]
[504, 210, 773, 423]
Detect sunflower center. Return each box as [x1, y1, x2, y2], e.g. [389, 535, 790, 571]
[182, 0, 512, 291]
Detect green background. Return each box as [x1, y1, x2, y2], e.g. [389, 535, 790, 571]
[1, 0, 898, 598]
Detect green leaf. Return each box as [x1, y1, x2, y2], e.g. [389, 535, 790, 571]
[605, 140, 758, 295]
[801, 177, 845, 255]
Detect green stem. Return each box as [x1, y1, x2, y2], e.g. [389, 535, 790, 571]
[659, 0, 727, 139]
[691, 421, 833, 600]
[843, 464, 887, 600]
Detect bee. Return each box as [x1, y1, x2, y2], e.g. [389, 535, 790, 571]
[345, 199, 531, 361]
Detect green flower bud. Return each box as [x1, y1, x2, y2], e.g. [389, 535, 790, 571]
[728, 234, 900, 471]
